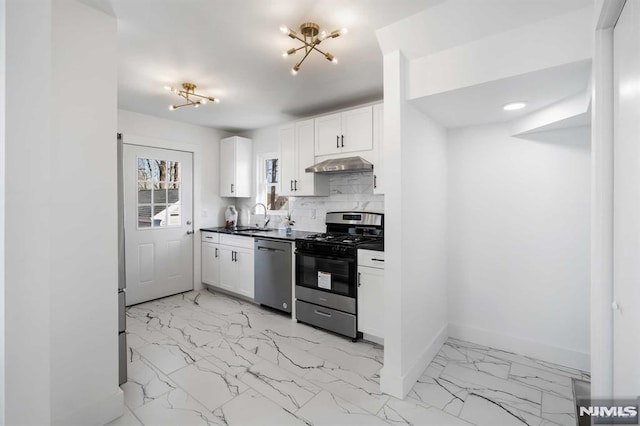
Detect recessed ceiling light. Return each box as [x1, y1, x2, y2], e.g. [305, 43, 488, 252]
[503, 102, 527, 111]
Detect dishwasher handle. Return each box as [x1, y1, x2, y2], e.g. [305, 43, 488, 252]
[257, 246, 285, 253]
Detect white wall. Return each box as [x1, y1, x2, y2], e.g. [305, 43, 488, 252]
[447, 124, 591, 370]
[380, 51, 449, 399]
[408, 7, 593, 100]
[5, 0, 53, 423]
[5, 1, 122, 424]
[118, 109, 230, 288]
[0, 0, 6, 421]
[50, 2, 122, 424]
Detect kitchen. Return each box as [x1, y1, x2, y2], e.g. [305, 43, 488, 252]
[2, 0, 638, 426]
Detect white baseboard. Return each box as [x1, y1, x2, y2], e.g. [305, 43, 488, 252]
[362, 333, 384, 346]
[53, 388, 123, 426]
[448, 322, 590, 372]
[380, 323, 448, 398]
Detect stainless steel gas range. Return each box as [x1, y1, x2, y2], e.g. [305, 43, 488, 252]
[295, 212, 384, 340]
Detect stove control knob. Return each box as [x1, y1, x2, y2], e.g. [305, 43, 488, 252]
[331, 246, 339, 254]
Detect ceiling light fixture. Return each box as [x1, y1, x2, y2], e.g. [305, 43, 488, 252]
[280, 22, 347, 75]
[164, 82, 219, 110]
[503, 101, 527, 111]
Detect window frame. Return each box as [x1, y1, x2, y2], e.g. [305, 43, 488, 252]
[256, 151, 289, 215]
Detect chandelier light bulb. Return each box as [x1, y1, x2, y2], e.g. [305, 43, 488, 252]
[319, 31, 327, 40]
[332, 57, 338, 64]
[194, 102, 200, 108]
[163, 85, 172, 91]
[200, 98, 208, 105]
[291, 67, 298, 76]
[169, 105, 176, 111]
[340, 28, 348, 35]
[280, 25, 289, 34]
[214, 98, 220, 103]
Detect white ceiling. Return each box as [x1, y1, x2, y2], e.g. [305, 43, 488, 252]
[411, 60, 592, 129]
[106, 0, 443, 132]
[376, 0, 594, 59]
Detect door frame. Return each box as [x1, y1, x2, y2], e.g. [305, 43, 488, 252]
[121, 133, 199, 291]
[591, 0, 626, 399]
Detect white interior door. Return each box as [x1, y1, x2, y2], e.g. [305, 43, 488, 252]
[124, 144, 194, 305]
[613, 0, 640, 395]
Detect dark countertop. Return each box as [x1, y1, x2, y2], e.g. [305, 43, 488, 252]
[357, 240, 385, 252]
[200, 227, 318, 242]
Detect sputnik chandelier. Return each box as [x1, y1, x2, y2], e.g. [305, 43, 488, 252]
[164, 82, 219, 110]
[280, 22, 348, 75]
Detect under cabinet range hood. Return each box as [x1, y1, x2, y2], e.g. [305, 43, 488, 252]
[305, 156, 373, 173]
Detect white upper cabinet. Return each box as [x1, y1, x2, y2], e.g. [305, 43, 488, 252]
[315, 106, 373, 156]
[373, 103, 384, 195]
[279, 119, 329, 196]
[220, 136, 252, 197]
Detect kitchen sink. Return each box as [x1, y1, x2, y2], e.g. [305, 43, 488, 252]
[233, 227, 274, 233]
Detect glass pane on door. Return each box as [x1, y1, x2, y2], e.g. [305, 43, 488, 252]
[137, 157, 182, 229]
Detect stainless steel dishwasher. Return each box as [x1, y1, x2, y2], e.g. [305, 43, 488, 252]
[254, 238, 292, 313]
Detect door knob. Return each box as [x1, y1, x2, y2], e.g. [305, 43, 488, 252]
[186, 220, 192, 225]
[186, 230, 194, 235]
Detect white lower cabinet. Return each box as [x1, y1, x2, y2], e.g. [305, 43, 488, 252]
[202, 233, 254, 300]
[202, 232, 220, 286]
[219, 245, 254, 299]
[357, 249, 385, 340]
[202, 241, 221, 287]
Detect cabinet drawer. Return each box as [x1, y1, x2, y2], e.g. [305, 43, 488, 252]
[201, 232, 219, 244]
[357, 249, 385, 269]
[295, 300, 357, 338]
[220, 234, 254, 249]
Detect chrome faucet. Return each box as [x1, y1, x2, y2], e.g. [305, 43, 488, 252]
[251, 203, 270, 229]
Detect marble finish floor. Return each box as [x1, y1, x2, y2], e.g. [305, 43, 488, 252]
[108, 289, 589, 426]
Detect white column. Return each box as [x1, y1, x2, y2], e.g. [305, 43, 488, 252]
[5, 0, 53, 423]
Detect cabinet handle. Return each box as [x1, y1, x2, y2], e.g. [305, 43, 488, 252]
[341, 135, 344, 148]
[336, 135, 339, 148]
[374, 174, 377, 189]
[294, 180, 298, 191]
[233, 251, 237, 262]
[358, 272, 361, 287]
[314, 310, 332, 318]
[215, 248, 218, 258]
[231, 183, 234, 193]
[372, 258, 384, 262]
[290, 180, 294, 191]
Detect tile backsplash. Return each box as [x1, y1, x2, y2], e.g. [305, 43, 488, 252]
[235, 171, 384, 232]
[289, 171, 384, 232]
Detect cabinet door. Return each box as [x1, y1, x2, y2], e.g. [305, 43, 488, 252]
[342, 106, 373, 153]
[218, 245, 236, 293]
[315, 112, 342, 156]
[295, 119, 316, 195]
[234, 247, 255, 299]
[234, 137, 253, 197]
[357, 266, 384, 338]
[373, 104, 384, 195]
[279, 124, 297, 196]
[202, 242, 220, 286]
[220, 138, 235, 197]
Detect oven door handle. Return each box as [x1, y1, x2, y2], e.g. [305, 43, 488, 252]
[296, 252, 355, 263]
